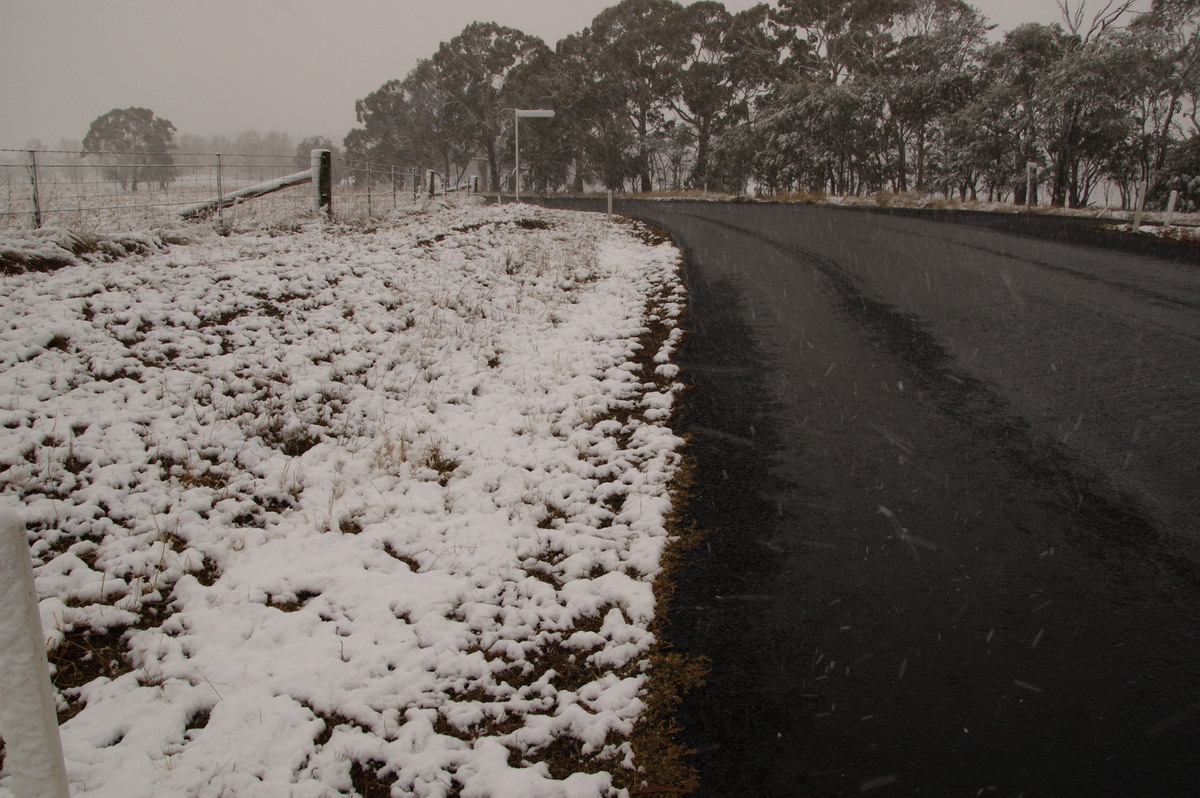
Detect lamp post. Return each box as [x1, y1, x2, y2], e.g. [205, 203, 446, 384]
[515, 109, 555, 203]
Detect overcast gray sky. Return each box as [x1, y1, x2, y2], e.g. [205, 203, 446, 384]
[0, 0, 1153, 149]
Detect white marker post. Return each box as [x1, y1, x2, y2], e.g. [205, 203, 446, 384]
[514, 109, 555, 204]
[1133, 179, 1149, 230]
[1165, 189, 1179, 227]
[0, 506, 71, 798]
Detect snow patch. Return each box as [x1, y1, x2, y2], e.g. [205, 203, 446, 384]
[0, 202, 686, 797]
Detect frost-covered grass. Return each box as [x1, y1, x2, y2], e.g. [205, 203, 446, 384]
[0, 200, 692, 797]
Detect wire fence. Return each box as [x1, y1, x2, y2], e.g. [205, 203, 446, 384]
[0, 149, 468, 232]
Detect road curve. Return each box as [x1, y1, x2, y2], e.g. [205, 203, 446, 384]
[539, 199, 1200, 796]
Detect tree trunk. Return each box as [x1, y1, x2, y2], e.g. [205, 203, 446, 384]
[692, 117, 712, 189]
[1156, 94, 1181, 171]
[638, 110, 652, 193]
[484, 138, 499, 196]
[895, 123, 908, 192]
[915, 126, 926, 192]
[1014, 154, 1029, 205]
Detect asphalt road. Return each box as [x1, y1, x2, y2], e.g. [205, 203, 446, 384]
[537, 199, 1200, 796]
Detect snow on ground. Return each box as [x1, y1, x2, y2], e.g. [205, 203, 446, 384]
[0, 200, 687, 797]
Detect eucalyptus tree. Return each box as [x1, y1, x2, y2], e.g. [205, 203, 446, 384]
[82, 107, 176, 191]
[959, 24, 1072, 203]
[588, 0, 692, 191]
[344, 58, 473, 182]
[1128, 0, 1200, 173]
[293, 137, 339, 171]
[674, 2, 779, 188]
[754, 78, 888, 194]
[771, 0, 917, 84]
[534, 31, 637, 192]
[1041, 38, 1141, 206]
[432, 22, 550, 191]
[1112, 0, 1200, 207]
[881, 0, 988, 192]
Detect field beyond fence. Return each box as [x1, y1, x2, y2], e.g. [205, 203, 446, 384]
[0, 149, 459, 231]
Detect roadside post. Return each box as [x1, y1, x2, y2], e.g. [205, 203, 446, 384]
[1165, 189, 1179, 227]
[0, 506, 72, 798]
[1133, 179, 1149, 229]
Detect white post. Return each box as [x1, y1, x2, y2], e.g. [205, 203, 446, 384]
[1165, 189, 1178, 227]
[607, 190, 613, 221]
[1133, 179, 1149, 229]
[0, 506, 72, 798]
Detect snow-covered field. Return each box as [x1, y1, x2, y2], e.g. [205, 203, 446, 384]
[0, 200, 689, 797]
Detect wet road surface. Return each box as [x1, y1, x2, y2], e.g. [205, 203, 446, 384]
[541, 200, 1200, 796]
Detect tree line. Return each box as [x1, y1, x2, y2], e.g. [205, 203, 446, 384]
[344, 0, 1200, 210]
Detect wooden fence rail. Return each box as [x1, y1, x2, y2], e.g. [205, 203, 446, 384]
[180, 148, 331, 220]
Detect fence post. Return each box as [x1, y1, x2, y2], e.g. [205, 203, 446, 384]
[366, 162, 373, 217]
[311, 149, 332, 219]
[215, 153, 224, 228]
[27, 150, 43, 229]
[0, 507, 72, 798]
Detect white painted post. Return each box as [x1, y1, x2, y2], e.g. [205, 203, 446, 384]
[1165, 189, 1178, 227]
[1133, 179, 1149, 229]
[0, 506, 72, 798]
